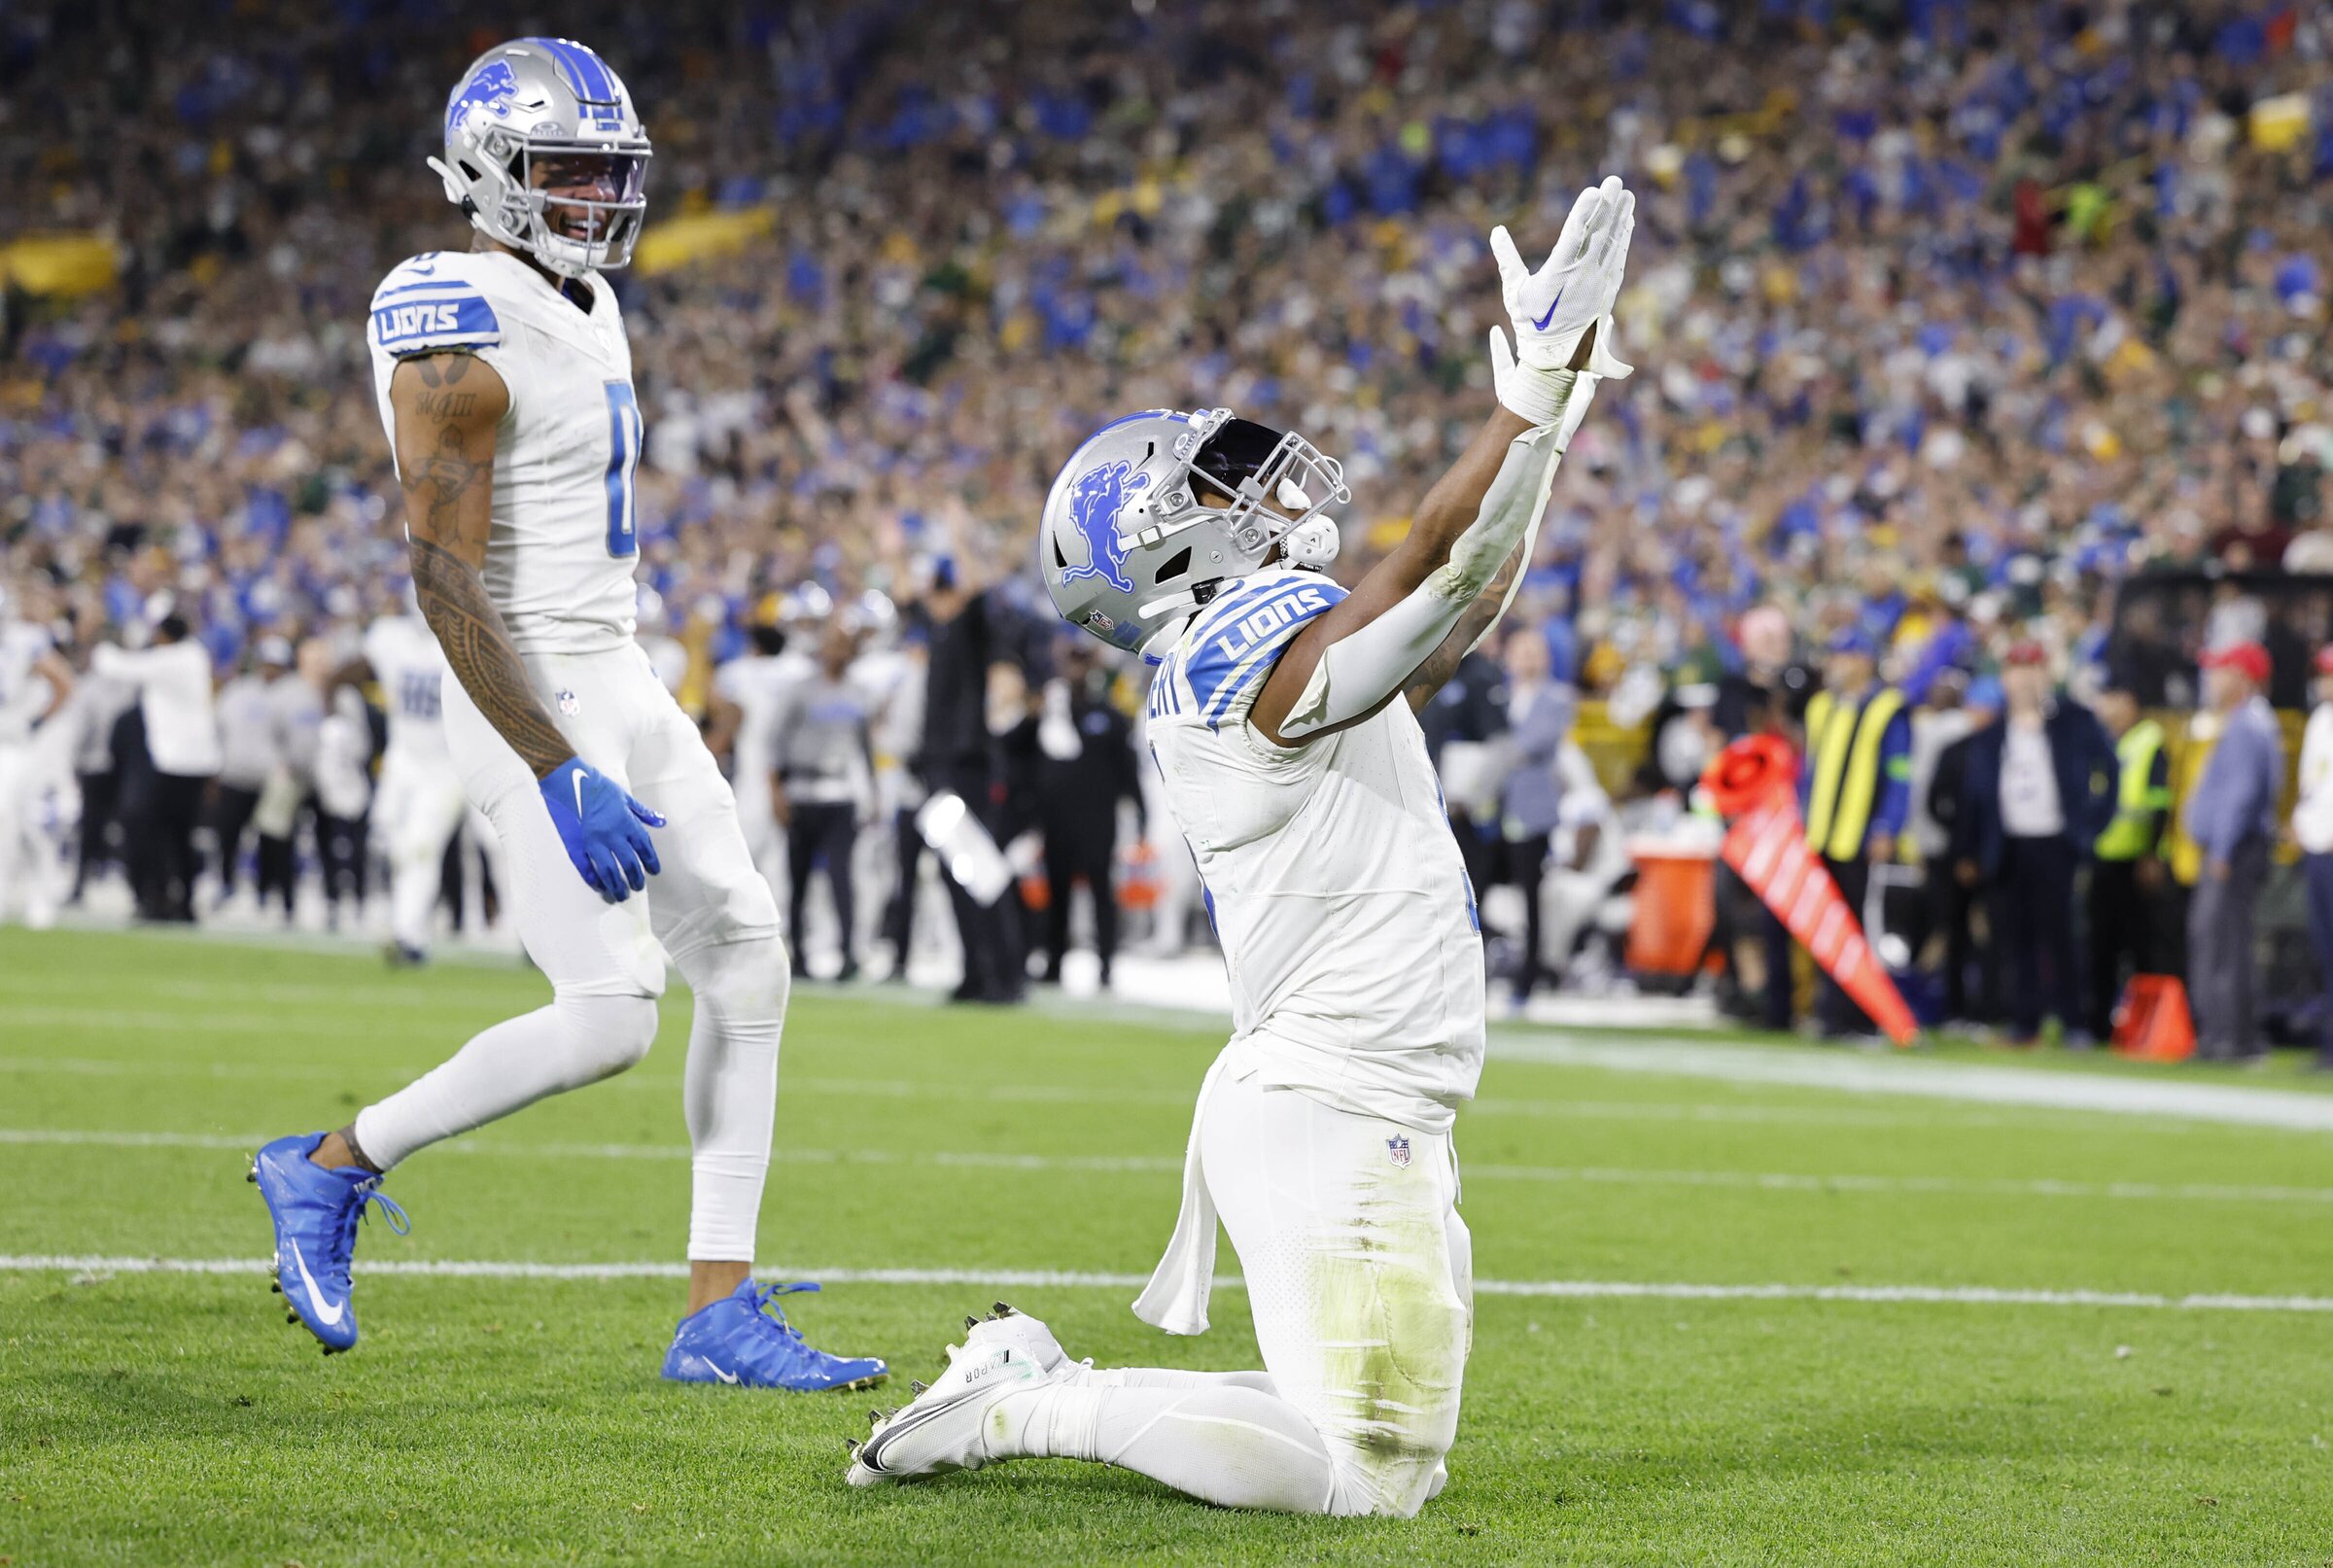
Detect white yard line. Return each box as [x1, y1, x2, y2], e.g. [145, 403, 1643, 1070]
[5, 1253, 2330, 1314]
[0, 1056, 2073, 1127]
[5, 1127, 2326, 1205]
[1488, 1034, 2333, 1132]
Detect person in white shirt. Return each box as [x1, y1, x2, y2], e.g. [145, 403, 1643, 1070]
[0, 586, 77, 925]
[2292, 646, 2333, 1069]
[709, 608, 808, 907]
[93, 613, 221, 922]
[211, 639, 292, 906]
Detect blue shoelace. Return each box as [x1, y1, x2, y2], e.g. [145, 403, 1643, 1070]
[327, 1178, 410, 1286]
[741, 1281, 823, 1363]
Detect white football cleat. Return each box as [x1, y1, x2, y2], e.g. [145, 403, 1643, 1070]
[959, 1300, 1080, 1376]
[844, 1338, 1062, 1487]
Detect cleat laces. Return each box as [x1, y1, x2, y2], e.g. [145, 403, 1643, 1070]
[325, 1178, 409, 1293]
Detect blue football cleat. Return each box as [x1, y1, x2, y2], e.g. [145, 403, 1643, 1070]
[662, 1280, 888, 1391]
[248, 1132, 409, 1354]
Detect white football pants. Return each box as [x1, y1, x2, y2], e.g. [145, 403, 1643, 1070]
[354, 644, 788, 1262]
[998, 1071, 1473, 1516]
[370, 747, 468, 954]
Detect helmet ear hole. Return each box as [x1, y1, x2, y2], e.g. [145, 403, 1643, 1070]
[1153, 547, 1192, 584]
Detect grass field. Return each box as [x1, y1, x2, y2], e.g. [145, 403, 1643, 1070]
[6, 926, 2333, 1565]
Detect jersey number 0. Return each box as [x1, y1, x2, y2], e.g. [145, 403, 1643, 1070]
[603, 381, 644, 558]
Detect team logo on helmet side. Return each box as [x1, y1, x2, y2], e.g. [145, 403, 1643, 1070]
[1059, 463, 1151, 596]
[447, 60, 522, 137]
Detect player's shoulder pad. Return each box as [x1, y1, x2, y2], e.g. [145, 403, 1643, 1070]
[1177, 569, 1348, 730]
[369, 252, 503, 359]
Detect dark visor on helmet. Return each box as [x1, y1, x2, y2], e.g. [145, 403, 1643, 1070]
[1190, 417, 1290, 491]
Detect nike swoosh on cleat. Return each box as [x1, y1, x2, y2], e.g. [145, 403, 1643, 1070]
[1532, 288, 1566, 331]
[707, 1362, 741, 1384]
[289, 1240, 344, 1328]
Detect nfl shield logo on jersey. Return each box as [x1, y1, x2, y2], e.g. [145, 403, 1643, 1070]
[555, 688, 580, 715]
[1385, 1134, 1412, 1169]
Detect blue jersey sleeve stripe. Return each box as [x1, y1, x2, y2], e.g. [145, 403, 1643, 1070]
[374, 279, 481, 300]
[1183, 579, 1346, 724]
[371, 296, 501, 351]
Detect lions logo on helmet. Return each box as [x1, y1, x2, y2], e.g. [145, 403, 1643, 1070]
[1058, 463, 1151, 596]
[446, 60, 522, 138]
[1041, 406, 1349, 659]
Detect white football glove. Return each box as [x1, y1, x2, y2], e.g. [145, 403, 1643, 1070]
[1487, 176, 1636, 433]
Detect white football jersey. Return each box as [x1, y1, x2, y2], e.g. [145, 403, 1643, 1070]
[367, 248, 644, 654]
[1145, 568, 1486, 1132]
[363, 613, 453, 764]
[714, 650, 814, 804]
[0, 619, 55, 748]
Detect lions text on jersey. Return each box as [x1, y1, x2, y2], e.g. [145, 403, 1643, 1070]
[1144, 567, 1487, 1133]
[366, 249, 645, 654]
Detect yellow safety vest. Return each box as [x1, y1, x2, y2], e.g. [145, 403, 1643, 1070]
[1802, 686, 1907, 860]
[2094, 719, 2169, 861]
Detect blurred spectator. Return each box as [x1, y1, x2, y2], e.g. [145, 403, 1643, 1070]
[1422, 647, 1511, 900]
[210, 639, 288, 906]
[774, 623, 877, 980]
[2293, 648, 2333, 1070]
[915, 563, 1025, 1004]
[1494, 628, 1569, 1006]
[1930, 676, 2004, 1027]
[0, 596, 74, 923]
[92, 614, 220, 922]
[1033, 639, 1143, 990]
[2087, 674, 2175, 1039]
[312, 680, 373, 929]
[64, 654, 134, 905]
[2182, 643, 2283, 1062]
[1799, 628, 1911, 1038]
[254, 641, 327, 924]
[1958, 643, 2116, 1046]
[1712, 606, 1805, 1029]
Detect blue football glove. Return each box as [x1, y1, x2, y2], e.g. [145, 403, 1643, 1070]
[540, 757, 665, 902]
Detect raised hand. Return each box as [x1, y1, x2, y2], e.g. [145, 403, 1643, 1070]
[1484, 177, 1636, 431]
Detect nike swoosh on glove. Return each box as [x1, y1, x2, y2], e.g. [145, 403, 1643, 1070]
[540, 757, 666, 902]
[1487, 174, 1637, 376]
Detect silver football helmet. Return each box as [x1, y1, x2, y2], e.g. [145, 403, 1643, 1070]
[1038, 407, 1349, 656]
[430, 39, 651, 278]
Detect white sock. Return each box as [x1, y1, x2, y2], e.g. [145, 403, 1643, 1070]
[353, 992, 658, 1169]
[993, 1380, 1339, 1514]
[673, 934, 787, 1263]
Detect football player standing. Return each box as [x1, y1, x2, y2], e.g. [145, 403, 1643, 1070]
[249, 39, 883, 1391]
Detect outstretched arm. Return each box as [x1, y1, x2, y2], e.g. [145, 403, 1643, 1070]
[1249, 178, 1635, 748]
[387, 352, 570, 779]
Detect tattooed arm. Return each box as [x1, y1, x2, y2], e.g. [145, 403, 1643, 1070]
[387, 351, 573, 780]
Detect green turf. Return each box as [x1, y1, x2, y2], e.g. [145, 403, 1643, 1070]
[6, 926, 2333, 1565]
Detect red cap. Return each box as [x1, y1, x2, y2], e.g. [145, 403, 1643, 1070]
[2003, 639, 2048, 667]
[2314, 645, 2333, 677]
[2202, 642, 2271, 683]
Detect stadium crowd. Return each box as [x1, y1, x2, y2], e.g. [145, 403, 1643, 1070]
[7, 0, 2333, 1048]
